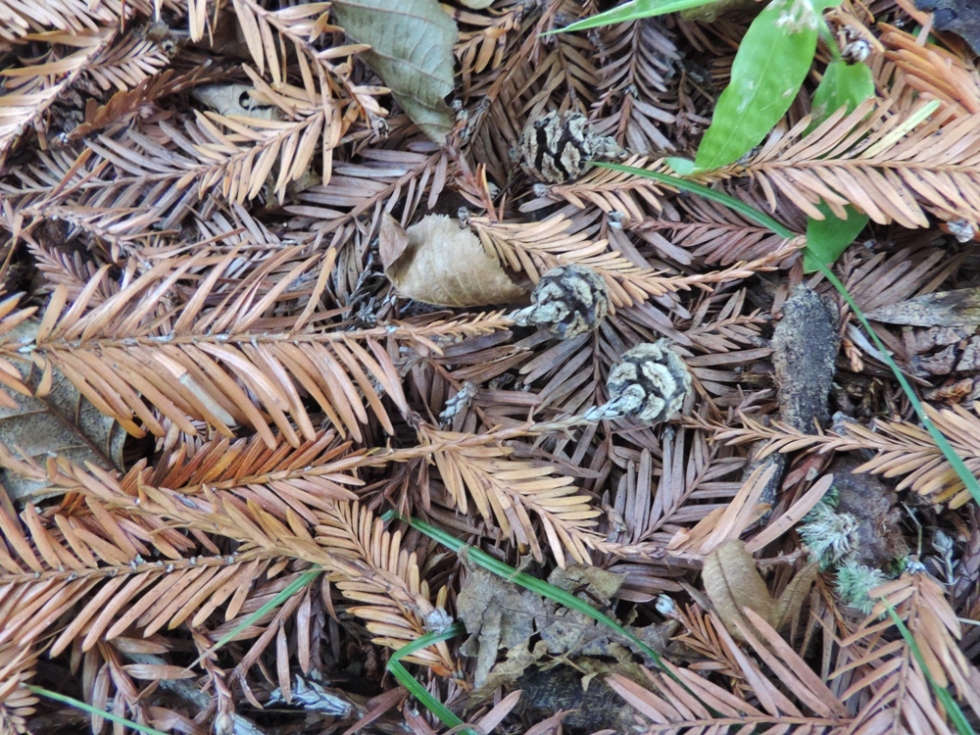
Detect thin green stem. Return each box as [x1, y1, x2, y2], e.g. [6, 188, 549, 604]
[184, 569, 321, 673]
[881, 600, 974, 735]
[27, 686, 171, 735]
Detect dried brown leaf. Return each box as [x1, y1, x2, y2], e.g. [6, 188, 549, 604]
[0, 315, 128, 501]
[866, 287, 980, 327]
[702, 539, 817, 641]
[380, 213, 526, 307]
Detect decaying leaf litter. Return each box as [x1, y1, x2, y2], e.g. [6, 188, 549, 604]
[1, 0, 980, 732]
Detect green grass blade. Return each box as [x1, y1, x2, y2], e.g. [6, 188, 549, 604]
[27, 686, 171, 735]
[544, 0, 725, 35]
[213, 569, 321, 652]
[880, 600, 974, 735]
[388, 513, 669, 670]
[387, 512, 727, 716]
[594, 162, 796, 239]
[864, 100, 939, 157]
[386, 623, 473, 733]
[811, 266, 980, 505]
[185, 569, 321, 673]
[594, 161, 980, 507]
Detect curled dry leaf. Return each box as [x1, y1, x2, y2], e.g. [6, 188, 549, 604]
[457, 552, 660, 698]
[702, 539, 818, 641]
[379, 213, 527, 307]
[456, 550, 544, 688]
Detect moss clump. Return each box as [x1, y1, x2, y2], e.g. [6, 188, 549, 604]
[798, 462, 909, 614]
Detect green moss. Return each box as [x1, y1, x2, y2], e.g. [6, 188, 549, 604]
[799, 500, 857, 569]
[835, 561, 890, 614]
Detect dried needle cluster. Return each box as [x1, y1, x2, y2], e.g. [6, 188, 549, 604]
[0, 0, 977, 733]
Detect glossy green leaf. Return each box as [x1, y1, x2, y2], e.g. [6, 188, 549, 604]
[332, 0, 457, 144]
[803, 204, 868, 272]
[802, 58, 873, 268]
[548, 0, 725, 34]
[809, 60, 874, 131]
[694, 0, 820, 171]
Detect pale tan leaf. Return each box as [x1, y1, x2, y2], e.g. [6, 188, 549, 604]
[380, 213, 526, 307]
[702, 539, 776, 640]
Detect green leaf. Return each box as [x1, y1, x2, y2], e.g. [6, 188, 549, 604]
[803, 58, 873, 269]
[694, 0, 820, 171]
[332, 0, 457, 144]
[665, 157, 695, 175]
[547, 0, 726, 34]
[809, 60, 874, 130]
[803, 204, 868, 272]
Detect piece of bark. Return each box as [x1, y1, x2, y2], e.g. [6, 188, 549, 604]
[744, 285, 840, 506]
[516, 662, 638, 733]
[866, 287, 980, 328]
[915, 0, 980, 54]
[773, 286, 840, 433]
